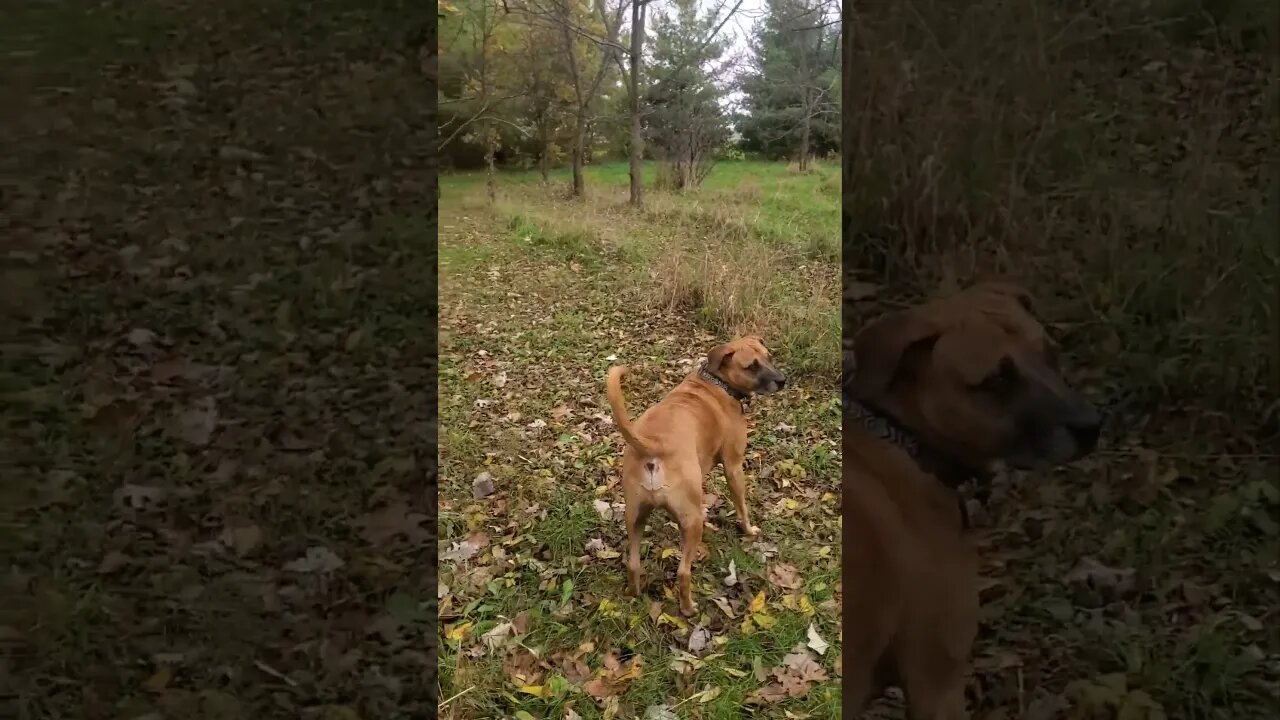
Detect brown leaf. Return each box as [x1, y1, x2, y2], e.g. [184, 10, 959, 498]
[142, 665, 173, 693]
[172, 397, 218, 446]
[283, 546, 344, 573]
[768, 563, 801, 589]
[356, 500, 430, 546]
[219, 524, 264, 556]
[503, 646, 546, 686]
[512, 610, 531, 635]
[745, 682, 789, 705]
[782, 649, 828, 683]
[97, 551, 132, 574]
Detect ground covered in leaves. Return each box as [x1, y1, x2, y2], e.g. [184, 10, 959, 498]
[437, 170, 843, 719]
[5, 2, 438, 717]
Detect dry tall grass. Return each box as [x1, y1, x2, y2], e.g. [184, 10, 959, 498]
[845, 0, 1278, 427]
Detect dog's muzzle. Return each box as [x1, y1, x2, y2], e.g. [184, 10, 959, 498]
[756, 370, 787, 395]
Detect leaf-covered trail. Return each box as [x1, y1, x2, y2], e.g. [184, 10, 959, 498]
[437, 192, 843, 718]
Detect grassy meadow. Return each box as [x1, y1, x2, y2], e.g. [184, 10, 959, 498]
[438, 160, 843, 718]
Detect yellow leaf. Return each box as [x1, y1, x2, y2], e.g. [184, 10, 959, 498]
[663, 585, 676, 600]
[799, 595, 815, 616]
[445, 621, 473, 642]
[658, 613, 689, 631]
[661, 548, 678, 559]
[740, 616, 754, 635]
[697, 686, 723, 703]
[779, 594, 799, 611]
[597, 549, 620, 559]
[753, 612, 777, 629]
[817, 546, 831, 557]
[142, 666, 172, 693]
[615, 657, 644, 682]
[749, 591, 766, 613]
[722, 666, 749, 678]
[783, 498, 799, 511]
[821, 492, 837, 504]
[518, 685, 548, 698]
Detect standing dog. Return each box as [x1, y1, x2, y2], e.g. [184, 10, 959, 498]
[607, 337, 786, 616]
[843, 283, 1101, 718]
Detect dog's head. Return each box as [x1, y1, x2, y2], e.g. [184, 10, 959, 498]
[706, 336, 787, 395]
[850, 282, 1101, 471]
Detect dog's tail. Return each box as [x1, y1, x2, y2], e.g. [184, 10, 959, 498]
[606, 366, 661, 457]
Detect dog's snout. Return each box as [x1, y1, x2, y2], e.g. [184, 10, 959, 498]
[775, 375, 787, 389]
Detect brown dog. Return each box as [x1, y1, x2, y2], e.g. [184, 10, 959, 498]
[843, 283, 1101, 718]
[607, 337, 786, 616]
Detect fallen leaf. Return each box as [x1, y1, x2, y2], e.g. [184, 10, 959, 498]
[172, 397, 218, 446]
[483, 622, 515, 651]
[749, 591, 766, 613]
[769, 563, 801, 589]
[283, 546, 344, 573]
[127, 327, 160, 348]
[113, 484, 167, 511]
[445, 621, 473, 643]
[723, 559, 739, 586]
[806, 623, 829, 656]
[688, 626, 710, 654]
[711, 596, 736, 619]
[142, 665, 172, 693]
[356, 500, 430, 546]
[219, 523, 264, 556]
[440, 538, 482, 564]
[97, 551, 131, 574]
[472, 471, 496, 499]
[642, 705, 677, 720]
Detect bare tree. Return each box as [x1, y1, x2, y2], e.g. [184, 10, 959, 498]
[628, 0, 649, 206]
[510, 0, 626, 197]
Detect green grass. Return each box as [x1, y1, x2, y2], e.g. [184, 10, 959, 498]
[444, 161, 841, 381]
[438, 162, 842, 718]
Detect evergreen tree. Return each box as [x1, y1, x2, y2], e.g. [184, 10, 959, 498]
[737, 0, 840, 166]
[644, 0, 733, 189]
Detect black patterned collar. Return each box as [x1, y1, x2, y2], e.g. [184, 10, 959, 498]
[844, 385, 987, 527]
[699, 362, 750, 413]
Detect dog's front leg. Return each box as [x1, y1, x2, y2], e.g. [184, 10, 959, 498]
[722, 453, 760, 537]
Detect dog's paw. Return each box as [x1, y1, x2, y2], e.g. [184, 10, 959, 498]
[742, 524, 761, 538]
[679, 602, 698, 618]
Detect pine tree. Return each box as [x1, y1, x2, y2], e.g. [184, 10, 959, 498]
[737, 0, 840, 167]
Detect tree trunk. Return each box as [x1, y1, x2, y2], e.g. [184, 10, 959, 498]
[799, 107, 811, 172]
[572, 114, 586, 197]
[628, 0, 646, 207]
[539, 121, 550, 183]
[485, 127, 497, 203]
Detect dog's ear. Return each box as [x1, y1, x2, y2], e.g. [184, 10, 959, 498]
[707, 343, 735, 370]
[851, 309, 941, 401]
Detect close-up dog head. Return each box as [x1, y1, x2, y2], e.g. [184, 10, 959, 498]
[850, 282, 1101, 471]
[707, 336, 787, 395]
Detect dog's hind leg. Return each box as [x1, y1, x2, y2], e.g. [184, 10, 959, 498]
[675, 505, 704, 617]
[624, 500, 652, 596]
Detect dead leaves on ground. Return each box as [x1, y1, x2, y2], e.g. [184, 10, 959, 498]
[746, 646, 831, 705]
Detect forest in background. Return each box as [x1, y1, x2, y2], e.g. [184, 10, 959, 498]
[438, 0, 839, 194]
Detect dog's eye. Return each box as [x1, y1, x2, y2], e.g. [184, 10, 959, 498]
[978, 357, 1019, 396]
